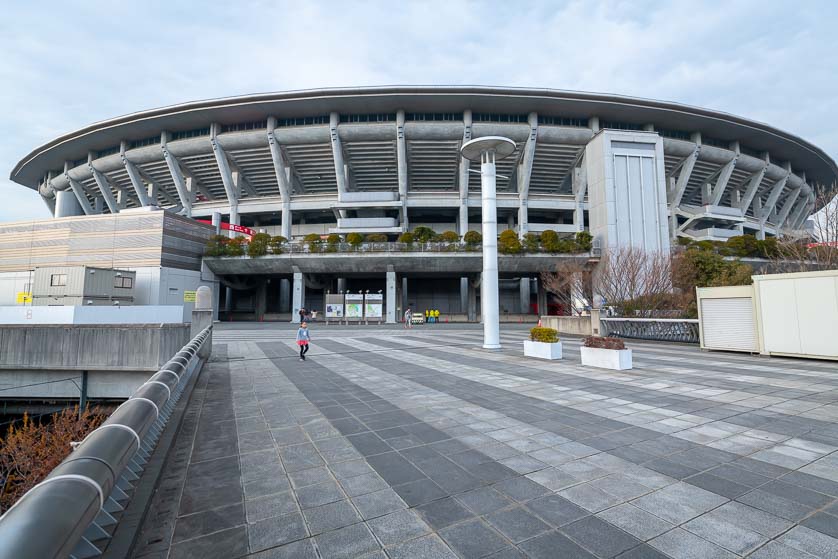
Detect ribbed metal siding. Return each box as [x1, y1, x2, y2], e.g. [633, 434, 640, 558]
[700, 297, 758, 352]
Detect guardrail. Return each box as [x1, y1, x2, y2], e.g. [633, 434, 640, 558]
[0, 325, 212, 559]
[214, 241, 596, 256]
[600, 318, 700, 344]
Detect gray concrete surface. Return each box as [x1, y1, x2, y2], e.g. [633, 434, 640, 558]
[133, 324, 838, 558]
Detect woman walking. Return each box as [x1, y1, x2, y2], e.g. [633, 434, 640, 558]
[297, 321, 311, 361]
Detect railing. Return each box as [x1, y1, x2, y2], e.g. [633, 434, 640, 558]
[0, 326, 212, 559]
[211, 241, 595, 256]
[600, 318, 700, 344]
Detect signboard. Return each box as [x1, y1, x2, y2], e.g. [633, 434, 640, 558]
[365, 293, 383, 318]
[16, 292, 32, 304]
[326, 304, 344, 318]
[183, 291, 197, 303]
[345, 294, 364, 318]
[195, 220, 255, 237]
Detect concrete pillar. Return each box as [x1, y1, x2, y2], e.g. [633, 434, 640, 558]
[192, 286, 214, 359]
[468, 277, 477, 323]
[386, 268, 397, 324]
[520, 278, 531, 314]
[224, 286, 232, 316]
[255, 280, 267, 321]
[279, 279, 291, 313]
[506, 213, 515, 231]
[54, 189, 84, 217]
[211, 212, 222, 234]
[401, 277, 408, 314]
[292, 271, 305, 323]
[537, 279, 548, 317]
[460, 277, 468, 314]
[337, 278, 347, 294]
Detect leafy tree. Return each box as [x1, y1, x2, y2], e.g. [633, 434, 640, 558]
[205, 234, 228, 256]
[673, 248, 753, 317]
[268, 235, 286, 254]
[225, 237, 247, 256]
[523, 232, 541, 252]
[438, 230, 460, 243]
[498, 229, 522, 254]
[463, 230, 482, 246]
[247, 233, 271, 257]
[365, 233, 388, 242]
[398, 232, 415, 244]
[346, 233, 364, 246]
[303, 233, 321, 243]
[575, 231, 593, 252]
[412, 226, 436, 243]
[540, 230, 560, 252]
[326, 233, 341, 245]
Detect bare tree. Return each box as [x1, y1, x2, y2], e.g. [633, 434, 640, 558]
[540, 258, 592, 315]
[594, 247, 676, 317]
[771, 184, 838, 272]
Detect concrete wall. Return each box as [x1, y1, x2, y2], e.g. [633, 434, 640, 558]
[541, 315, 593, 336]
[0, 305, 185, 325]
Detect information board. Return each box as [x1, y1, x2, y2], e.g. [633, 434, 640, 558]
[183, 291, 197, 303]
[365, 293, 383, 318]
[345, 294, 364, 318]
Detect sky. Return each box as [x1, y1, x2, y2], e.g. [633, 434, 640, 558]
[1, 0, 836, 223]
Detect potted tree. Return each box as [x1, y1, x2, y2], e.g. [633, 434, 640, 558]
[524, 326, 562, 360]
[580, 336, 632, 370]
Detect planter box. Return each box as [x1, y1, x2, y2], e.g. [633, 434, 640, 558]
[580, 346, 632, 370]
[523, 340, 563, 360]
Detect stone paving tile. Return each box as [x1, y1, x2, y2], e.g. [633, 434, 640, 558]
[142, 327, 838, 558]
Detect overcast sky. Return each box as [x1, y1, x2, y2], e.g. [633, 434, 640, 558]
[1, 0, 836, 222]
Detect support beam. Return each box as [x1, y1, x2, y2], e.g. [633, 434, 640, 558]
[88, 155, 119, 213]
[776, 186, 802, 230]
[267, 117, 293, 239]
[292, 269, 305, 323]
[457, 110, 473, 237]
[517, 112, 538, 238]
[759, 173, 790, 227]
[396, 110, 408, 230]
[668, 147, 699, 206]
[120, 142, 151, 206]
[160, 131, 193, 216]
[210, 123, 239, 221]
[573, 159, 587, 232]
[707, 156, 737, 206]
[790, 194, 813, 230]
[62, 177, 94, 216]
[329, 112, 348, 196]
[739, 164, 768, 214]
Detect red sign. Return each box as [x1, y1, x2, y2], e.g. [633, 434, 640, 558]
[807, 241, 838, 248]
[196, 219, 255, 237]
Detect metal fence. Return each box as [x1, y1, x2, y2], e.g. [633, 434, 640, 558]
[0, 326, 212, 559]
[600, 318, 700, 344]
[219, 241, 595, 256]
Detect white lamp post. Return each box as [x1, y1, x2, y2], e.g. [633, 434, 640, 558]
[460, 136, 517, 350]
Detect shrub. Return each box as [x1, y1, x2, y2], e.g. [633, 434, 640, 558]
[1, 407, 107, 513]
[398, 232, 415, 244]
[268, 235, 286, 254]
[205, 234, 228, 256]
[583, 336, 626, 350]
[540, 230, 560, 252]
[326, 233, 341, 245]
[303, 233, 321, 243]
[722, 234, 760, 257]
[529, 327, 559, 343]
[438, 230, 460, 243]
[247, 232, 271, 257]
[463, 230, 482, 246]
[757, 237, 778, 258]
[346, 233, 364, 246]
[498, 229, 522, 254]
[555, 239, 577, 253]
[365, 233, 388, 242]
[225, 236, 247, 256]
[575, 231, 593, 252]
[677, 237, 694, 247]
[523, 232, 541, 252]
[412, 226, 436, 243]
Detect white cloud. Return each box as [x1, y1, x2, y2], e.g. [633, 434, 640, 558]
[1, 0, 836, 222]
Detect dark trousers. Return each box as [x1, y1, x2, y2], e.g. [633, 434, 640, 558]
[299, 343, 309, 359]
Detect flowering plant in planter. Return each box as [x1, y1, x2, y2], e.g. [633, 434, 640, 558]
[524, 327, 562, 359]
[581, 336, 632, 370]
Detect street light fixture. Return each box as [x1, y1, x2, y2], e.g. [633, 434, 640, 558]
[460, 136, 516, 350]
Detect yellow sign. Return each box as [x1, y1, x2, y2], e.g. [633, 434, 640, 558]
[16, 292, 32, 304]
[183, 290, 197, 303]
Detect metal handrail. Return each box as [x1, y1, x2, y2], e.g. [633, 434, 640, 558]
[0, 326, 212, 559]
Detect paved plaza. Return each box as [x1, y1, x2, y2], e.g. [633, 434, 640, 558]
[134, 324, 838, 559]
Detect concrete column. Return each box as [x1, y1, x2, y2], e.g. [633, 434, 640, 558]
[468, 277, 477, 323]
[54, 189, 84, 217]
[211, 212, 222, 234]
[386, 268, 397, 324]
[537, 279, 548, 317]
[481, 152, 501, 348]
[460, 277, 468, 314]
[336, 278, 347, 294]
[255, 280, 267, 321]
[224, 286, 232, 316]
[458, 110, 472, 237]
[330, 112, 348, 197]
[506, 214, 515, 231]
[292, 271, 305, 323]
[401, 277, 408, 314]
[279, 279, 291, 313]
[520, 278, 531, 314]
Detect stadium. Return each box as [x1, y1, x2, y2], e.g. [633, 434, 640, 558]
[7, 86, 838, 321]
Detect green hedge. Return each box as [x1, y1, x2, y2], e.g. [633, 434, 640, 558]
[530, 327, 559, 343]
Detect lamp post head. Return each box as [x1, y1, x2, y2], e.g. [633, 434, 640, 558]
[460, 136, 516, 162]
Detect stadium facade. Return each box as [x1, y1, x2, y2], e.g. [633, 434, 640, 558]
[7, 86, 838, 321]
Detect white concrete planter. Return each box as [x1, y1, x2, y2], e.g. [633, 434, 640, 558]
[580, 346, 632, 370]
[523, 340, 563, 360]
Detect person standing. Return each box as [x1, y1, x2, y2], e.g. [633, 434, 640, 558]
[297, 321, 311, 361]
[298, 307, 306, 323]
[404, 307, 412, 329]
